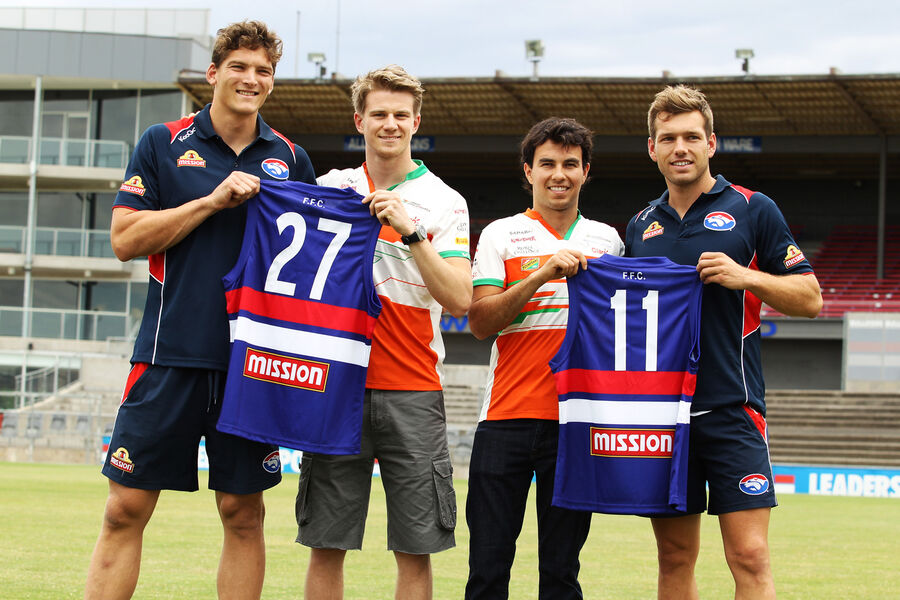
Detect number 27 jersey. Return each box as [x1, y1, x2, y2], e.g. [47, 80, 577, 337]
[217, 181, 382, 454]
[550, 254, 703, 514]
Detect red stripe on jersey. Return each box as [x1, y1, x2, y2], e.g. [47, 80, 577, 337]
[120, 362, 149, 405]
[271, 128, 296, 162]
[555, 368, 689, 396]
[730, 184, 755, 202]
[743, 404, 768, 441]
[164, 116, 196, 143]
[149, 252, 165, 284]
[225, 286, 377, 337]
[743, 254, 762, 337]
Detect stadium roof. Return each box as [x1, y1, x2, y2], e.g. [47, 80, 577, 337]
[179, 72, 900, 137]
[177, 72, 900, 181]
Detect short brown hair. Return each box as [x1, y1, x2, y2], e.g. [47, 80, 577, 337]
[520, 117, 593, 191]
[350, 65, 425, 115]
[647, 84, 714, 140]
[212, 21, 283, 70]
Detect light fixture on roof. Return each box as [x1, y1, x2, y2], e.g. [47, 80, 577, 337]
[525, 39, 544, 81]
[308, 52, 326, 82]
[735, 48, 754, 75]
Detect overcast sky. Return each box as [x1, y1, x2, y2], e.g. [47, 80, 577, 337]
[5, 0, 900, 80]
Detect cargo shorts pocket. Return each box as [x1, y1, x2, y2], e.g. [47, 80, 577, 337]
[432, 454, 457, 531]
[295, 454, 313, 526]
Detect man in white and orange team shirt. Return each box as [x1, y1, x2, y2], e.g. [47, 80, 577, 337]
[465, 117, 624, 599]
[295, 65, 472, 600]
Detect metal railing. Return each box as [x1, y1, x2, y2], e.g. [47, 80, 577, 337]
[0, 306, 136, 341]
[0, 135, 129, 169]
[0, 225, 115, 258]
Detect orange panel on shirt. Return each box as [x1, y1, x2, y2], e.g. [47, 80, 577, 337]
[366, 295, 441, 391]
[484, 328, 566, 420]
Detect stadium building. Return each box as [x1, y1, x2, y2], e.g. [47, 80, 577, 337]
[1, 7, 898, 468]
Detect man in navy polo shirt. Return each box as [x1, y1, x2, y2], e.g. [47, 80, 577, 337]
[625, 85, 822, 599]
[84, 21, 314, 600]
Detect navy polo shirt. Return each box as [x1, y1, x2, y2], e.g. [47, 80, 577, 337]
[114, 104, 315, 370]
[625, 175, 814, 414]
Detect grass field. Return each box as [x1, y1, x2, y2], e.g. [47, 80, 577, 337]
[1, 462, 898, 599]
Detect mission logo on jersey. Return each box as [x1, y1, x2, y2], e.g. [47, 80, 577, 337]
[176, 150, 206, 168]
[783, 244, 806, 268]
[243, 347, 329, 392]
[591, 427, 675, 458]
[642, 221, 664, 241]
[119, 176, 146, 196]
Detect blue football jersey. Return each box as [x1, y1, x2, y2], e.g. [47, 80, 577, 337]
[216, 181, 382, 454]
[550, 254, 702, 515]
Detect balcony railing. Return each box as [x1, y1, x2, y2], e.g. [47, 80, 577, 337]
[0, 226, 116, 258]
[0, 306, 138, 341]
[0, 135, 129, 169]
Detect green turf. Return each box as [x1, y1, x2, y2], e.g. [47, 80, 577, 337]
[1, 462, 898, 598]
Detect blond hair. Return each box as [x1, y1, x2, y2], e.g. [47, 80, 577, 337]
[647, 84, 714, 140]
[350, 65, 425, 115]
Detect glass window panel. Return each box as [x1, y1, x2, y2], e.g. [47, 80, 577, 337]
[43, 91, 90, 113]
[94, 314, 126, 340]
[0, 92, 35, 137]
[37, 192, 83, 228]
[32, 280, 78, 310]
[87, 282, 126, 312]
[0, 308, 22, 336]
[0, 193, 28, 227]
[92, 193, 115, 230]
[41, 113, 63, 138]
[31, 311, 64, 339]
[138, 90, 183, 137]
[0, 280, 24, 306]
[93, 90, 137, 146]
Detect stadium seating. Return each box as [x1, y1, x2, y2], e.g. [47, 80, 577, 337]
[761, 224, 900, 318]
[766, 390, 900, 467]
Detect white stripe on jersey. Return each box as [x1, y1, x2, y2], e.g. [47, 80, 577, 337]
[559, 398, 691, 426]
[229, 316, 371, 367]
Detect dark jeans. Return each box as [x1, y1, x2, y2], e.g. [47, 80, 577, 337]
[465, 419, 592, 600]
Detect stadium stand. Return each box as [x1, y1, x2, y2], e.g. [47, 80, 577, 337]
[762, 224, 900, 318]
[766, 390, 900, 467]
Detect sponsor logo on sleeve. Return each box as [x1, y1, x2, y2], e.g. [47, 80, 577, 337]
[590, 427, 675, 458]
[176, 150, 206, 168]
[109, 447, 135, 473]
[262, 450, 281, 474]
[521, 257, 540, 271]
[783, 245, 806, 268]
[243, 347, 329, 392]
[703, 211, 736, 231]
[119, 176, 147, 196]
[739, 473, 770, 495]
[261, 158, 290, 180]
[642, 221, 665, 241]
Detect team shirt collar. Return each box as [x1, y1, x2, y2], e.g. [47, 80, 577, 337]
[193, 103, 276, 143]
[524, 207, 583, 240]
[651, 173, 731, 208]
[363, 159, 429, 192]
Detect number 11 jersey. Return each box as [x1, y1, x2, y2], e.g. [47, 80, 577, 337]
[217, 181, 382, 454]
[550, 254, 703, 514]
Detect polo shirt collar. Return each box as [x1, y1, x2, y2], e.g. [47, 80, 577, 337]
[650, 173, 732, 208]
[193, 103, 275, 142]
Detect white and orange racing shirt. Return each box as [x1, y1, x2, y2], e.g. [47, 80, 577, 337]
[472, 209, 623, 421]
[317, 161, 470, 390]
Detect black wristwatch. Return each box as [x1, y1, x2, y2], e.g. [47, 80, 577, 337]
[401, 224, 427, 246]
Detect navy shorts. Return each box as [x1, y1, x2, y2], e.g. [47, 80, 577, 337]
[684, 404, 777, 515]
[102, 363, 282, 493]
